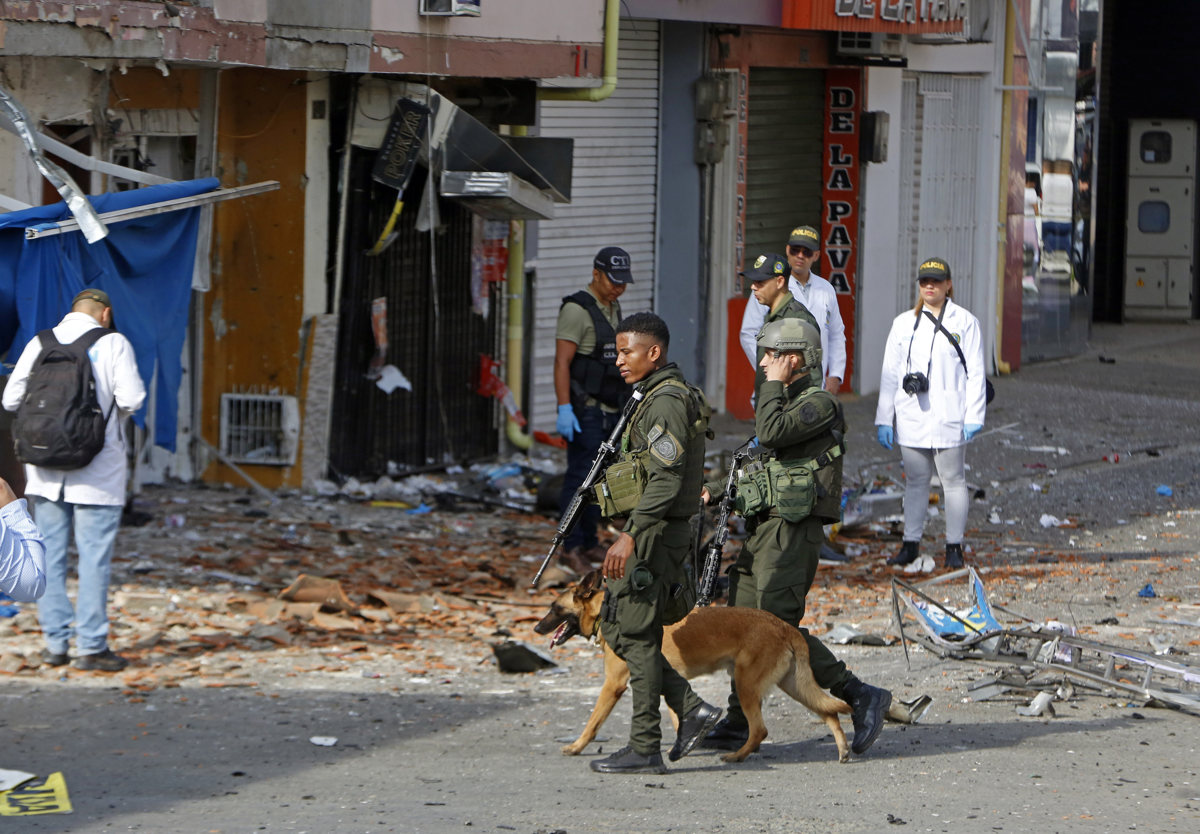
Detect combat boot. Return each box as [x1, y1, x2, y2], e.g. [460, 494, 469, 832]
[886, 540, 920, 566]
[833, 677, 892, 755]
[944, 543, 964, 569]
[668, 701, 722, 761]
[699, 717, 749, 751]
[589, 745, 667, 774]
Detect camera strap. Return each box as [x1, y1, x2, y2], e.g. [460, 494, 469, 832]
[921, 307, 969, 376]
[905, 302, 945, 379]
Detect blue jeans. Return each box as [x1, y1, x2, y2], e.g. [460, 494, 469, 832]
[560, 404, 620, 551]
[31, 498, 122, 656]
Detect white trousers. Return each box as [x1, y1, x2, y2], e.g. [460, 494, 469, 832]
[900, 444, 967, 546]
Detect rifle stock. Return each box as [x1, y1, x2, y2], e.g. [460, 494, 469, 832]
[697, 439, 755, 606]
[531, 389, 645, 587]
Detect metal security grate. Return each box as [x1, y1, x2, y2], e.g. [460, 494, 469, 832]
[220, 394, 299, 465]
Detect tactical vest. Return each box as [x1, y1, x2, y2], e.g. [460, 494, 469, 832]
[735, 390, 845, 524]
[561, 291, 628, 408]
[594, 375, 712, 519]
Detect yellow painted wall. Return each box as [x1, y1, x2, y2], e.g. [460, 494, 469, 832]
[203, 68, 309, 488]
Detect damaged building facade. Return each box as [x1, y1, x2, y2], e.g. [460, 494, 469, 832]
[0, 0, 602, 489]
[0, 2, 1132, 488]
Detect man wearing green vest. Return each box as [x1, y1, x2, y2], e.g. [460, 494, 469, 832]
[703, 317, 892, 757]
[590, 312, 720, 774]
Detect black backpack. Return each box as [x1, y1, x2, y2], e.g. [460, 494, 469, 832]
[12, 328, 115, 470]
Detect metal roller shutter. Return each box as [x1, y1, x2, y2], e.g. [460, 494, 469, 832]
[531, 19, 660, 431]
[897, 72, 984, 313]
[744, 68, 825, 269]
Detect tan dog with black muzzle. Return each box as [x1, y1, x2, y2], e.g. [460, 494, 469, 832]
[534, 570, 852, 763]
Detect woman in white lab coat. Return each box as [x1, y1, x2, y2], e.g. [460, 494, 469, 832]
[875, 257, 987, 571]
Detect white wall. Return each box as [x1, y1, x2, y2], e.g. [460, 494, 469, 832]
[858, 67, 905, 397]
[371, 0, 605, 43]
[303, 73, 331, 320]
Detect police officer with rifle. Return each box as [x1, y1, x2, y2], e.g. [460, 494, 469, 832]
[700, 318, 893, 757]
[538, 312, 720, 775]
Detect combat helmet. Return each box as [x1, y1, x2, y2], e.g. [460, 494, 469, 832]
[757, 318, 820, 375]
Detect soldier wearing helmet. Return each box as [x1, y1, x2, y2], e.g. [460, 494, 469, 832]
[701, 317, 893, 758]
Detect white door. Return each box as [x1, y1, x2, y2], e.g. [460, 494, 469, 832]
[530, 19, 660, 431]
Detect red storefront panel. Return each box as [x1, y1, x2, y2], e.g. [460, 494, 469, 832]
[783, 0, 966, 34]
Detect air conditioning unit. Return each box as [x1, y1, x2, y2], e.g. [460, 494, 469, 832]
[420, 0, 481, 16]
[220, 394, 300, 466]
[836, 31, 906, 60]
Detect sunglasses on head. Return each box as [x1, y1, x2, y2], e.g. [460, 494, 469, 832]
[787, 245, 815, 256]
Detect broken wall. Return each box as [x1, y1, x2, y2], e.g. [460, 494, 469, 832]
[0, 56, 103, 205]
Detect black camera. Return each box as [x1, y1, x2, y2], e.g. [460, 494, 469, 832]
[902, 372, 929, 395]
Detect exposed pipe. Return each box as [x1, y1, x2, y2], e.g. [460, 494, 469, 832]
[538, 0, 620, 102]
[504, 176, 532, 451]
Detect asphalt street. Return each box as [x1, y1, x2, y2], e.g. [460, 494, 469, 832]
[1, 322, 1197, 833]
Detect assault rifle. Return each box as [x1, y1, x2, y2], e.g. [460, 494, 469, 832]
[531, 389, 645, 587]
[697, 438, 755, 606]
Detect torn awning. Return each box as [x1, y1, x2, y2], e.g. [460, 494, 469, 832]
[0, 178, 219, 451]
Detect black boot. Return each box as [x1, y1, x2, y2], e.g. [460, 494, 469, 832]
[886, 540, 920, 566]
[834, 677, 892, 755]
[699, 717, 749, 751]
[945, 543, 964, 569]
[589, 745, 667, 774]
[668, 701, 722, 761]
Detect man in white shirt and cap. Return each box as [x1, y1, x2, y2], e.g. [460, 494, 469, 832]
[3, 288, 146, 671]
[740, 225, 847, 394]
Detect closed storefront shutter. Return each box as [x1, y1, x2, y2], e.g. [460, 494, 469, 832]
[531, 19, 661, 431]
[897, 73, 984, 312]
[744, 68, 825, 267]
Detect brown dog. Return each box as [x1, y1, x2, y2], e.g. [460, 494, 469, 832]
[534, 570, 852, 763]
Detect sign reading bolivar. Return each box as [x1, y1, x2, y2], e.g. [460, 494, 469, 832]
[835, 0, 968, 23]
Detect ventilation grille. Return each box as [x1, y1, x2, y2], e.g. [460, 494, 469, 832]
[219, 394, 299, 466]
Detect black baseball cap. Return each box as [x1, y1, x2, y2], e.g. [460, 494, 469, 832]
[787, 225, 820, 249]
[594, 246, 634, 284]
[917, 257, 951, 281]
[740, 253, 790, 282]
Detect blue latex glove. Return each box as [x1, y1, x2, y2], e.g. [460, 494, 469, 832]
[876, 425, 894, 450]
[963, 423, 983, 442]
[556, 404, 581, 442]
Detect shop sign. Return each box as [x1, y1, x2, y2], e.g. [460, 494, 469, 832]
[822, 68, 860, 383]
[783, 0, 966, 33]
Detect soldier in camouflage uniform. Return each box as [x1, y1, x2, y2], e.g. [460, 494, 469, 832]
[703, 318, 892, 757]
[590, 312, 721, 775]
[741, 252, 822, 400]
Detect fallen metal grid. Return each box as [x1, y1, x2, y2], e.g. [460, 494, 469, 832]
[890, 569, 1200, 715]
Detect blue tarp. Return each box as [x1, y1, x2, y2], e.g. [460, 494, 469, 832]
[0, 177, 219, 452]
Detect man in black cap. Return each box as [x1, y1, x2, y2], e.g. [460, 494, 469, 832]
[740, 253, 822, 399]
[552, 246, 634, 574]
[740, 225, 847, 394]
[2, 288, 146, 672]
